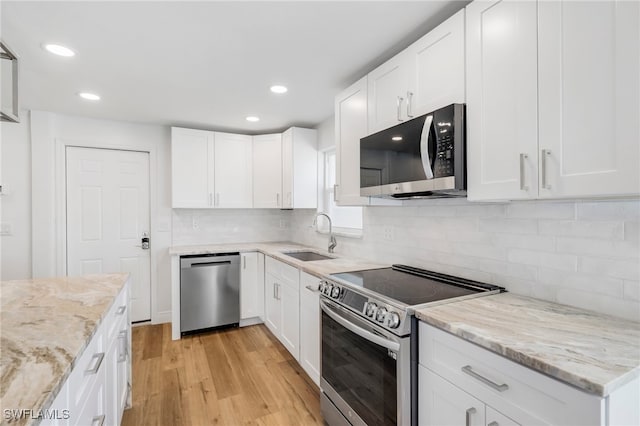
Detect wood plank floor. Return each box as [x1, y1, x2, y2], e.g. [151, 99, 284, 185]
[121, 323, 323, 426]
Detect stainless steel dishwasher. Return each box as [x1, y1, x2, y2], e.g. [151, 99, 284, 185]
[180, 253, 240, 334]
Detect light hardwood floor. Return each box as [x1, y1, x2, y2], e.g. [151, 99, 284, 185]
[121, 323, 323, 426]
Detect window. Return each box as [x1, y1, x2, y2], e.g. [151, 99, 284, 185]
[319, 149, 362, 236]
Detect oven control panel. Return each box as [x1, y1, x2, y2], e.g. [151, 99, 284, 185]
[320, 280, 408, 335]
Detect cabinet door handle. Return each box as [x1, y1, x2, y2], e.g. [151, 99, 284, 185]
[406, 91, 414, 118]
[519, 153, 529, 191]
[116, 305, 126, 315]
[273, 283, 276, 299]
[243, 256, 246, 269]
[118, 330, 128, 363]
[92, 414, 106, 426]
[541, 149, 552, 189]
[305, 284, 321, 293]
[462, 365, 509, 391]
[333, 184, 338, 202]
[85, 352, 105, 375]
[276, 283, 280, 300]
[465, 407, 476, 426]
[396, 96, 404, 121]
[488, 422, 499, 426]
[276, 193, 280, 207]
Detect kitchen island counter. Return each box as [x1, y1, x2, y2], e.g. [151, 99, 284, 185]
[415, 292, 640, 397]
[0, 273, 129, 425]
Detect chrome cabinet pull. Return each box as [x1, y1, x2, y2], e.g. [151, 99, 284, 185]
[406, 91, 414, 118]
[465, 407, 476, 426]
[305, 284, 320, 293]
[541, 149, 552, 189]
[519, 153, 529, 191]
[276, 193, 280, 207]
[273, 283, 276, 299]
[243, 256, 246, 269]
[488, 422, 499, 426]
[462, 365, 509, 391]
[92, 414, 105, 426]
[85, 352, 105, 375]
[276, 283, 280, 300]
[333, 184, 338, 202]
[116, 305, 126, 315]
[396, 96, 404, 121]
[118, 330, 128, 363]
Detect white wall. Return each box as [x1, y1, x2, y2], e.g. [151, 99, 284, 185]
[29, 111, 173, 323]
[0, 111, 32, 280]
[290, 199, 640, 321]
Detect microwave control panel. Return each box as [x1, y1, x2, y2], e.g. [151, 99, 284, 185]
[433, 123, 455, 177]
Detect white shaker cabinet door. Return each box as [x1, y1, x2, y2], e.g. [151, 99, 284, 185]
[465, 0, 538, 201]
[214, 132, 253, 208]
[253, 134, 283, 208]
[538, 0, 640, 198]
[407, 8, 465, 117]
[367, 52, 410, 134]
[171, 127, 214, 208]
[335, 76, 370, 206]
[240, 252, 261, 320]
[299, 272, 321, 386]
[419, 366, 485, 426]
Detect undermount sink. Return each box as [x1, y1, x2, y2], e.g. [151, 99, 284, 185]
[283, 251, 333, 261]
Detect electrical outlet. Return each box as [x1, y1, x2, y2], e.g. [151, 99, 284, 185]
[0, 223, 12, 236]
[192, 216, 199, 230]
[383, 226, 394, 241]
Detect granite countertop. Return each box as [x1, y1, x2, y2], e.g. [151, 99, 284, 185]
[170, 241, 389, 277]
[0, 273, 129, 425]
[415, 293, 640, 396]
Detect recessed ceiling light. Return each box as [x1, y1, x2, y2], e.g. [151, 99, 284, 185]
[78, 92, 101, 101]
[43, 43, 75, 57]
[246, 116, 260, 122]
[270, 85, 288, 94]
[392, 136, 403, 141]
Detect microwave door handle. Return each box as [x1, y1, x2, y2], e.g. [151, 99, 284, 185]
[420, 115, 435, 179]
[320, 299, 400, 352]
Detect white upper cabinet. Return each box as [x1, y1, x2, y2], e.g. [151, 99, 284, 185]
[538, 0, 640, 198]
[367, 52, 411, 134]
[253, 134, 283, 208]
[171, 127, 215, 208]
[172, 128, 252, 208]
[214, 132, 253, 208]
[407, 9, 465, 117]
[466, 0, 538, 201]
[467, 0, 639, 201]
[335, 76, 370, 206]
[281, 127, 318, 209]
[367, 10, 466, 135]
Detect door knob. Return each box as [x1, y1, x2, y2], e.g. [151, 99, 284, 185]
[136, 231, 150, 249]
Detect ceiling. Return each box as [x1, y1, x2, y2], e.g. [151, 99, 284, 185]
[1, 1, 468, 134]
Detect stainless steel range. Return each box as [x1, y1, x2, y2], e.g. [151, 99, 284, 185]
[319, 265, 503, 426]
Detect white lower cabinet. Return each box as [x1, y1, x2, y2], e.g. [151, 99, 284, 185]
[264, 257, 300, 360]
[240, 252, 264, 321]
[299, 272, 321, 386]
[41, 281, 131, 426]
[419, 323, 638, 426]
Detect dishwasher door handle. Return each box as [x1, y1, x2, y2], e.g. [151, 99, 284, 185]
[190, 260, 232, 267]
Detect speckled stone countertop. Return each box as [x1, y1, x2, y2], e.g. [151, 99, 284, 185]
[0, 273, 129, 425]
[415, 293, 640, 396]
[170, 241, 389, 277]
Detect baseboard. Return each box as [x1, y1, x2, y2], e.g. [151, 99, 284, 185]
[240, 317, 264, 327]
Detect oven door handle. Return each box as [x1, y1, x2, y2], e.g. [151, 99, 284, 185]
[320, 299, 401, 352]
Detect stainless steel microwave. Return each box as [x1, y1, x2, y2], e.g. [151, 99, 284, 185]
[360, 103, 466, 199]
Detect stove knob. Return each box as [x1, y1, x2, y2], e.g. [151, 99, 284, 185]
[319, 281, 327, 293]
[365, 302, 377, 317]
[331, 285, 341, 299]
[387, 312, 401, 329]
[323, 284, 333, 296]
[376, 307, 388, 323]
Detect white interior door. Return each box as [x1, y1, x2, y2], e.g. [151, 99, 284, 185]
[66, 147, 151, 322]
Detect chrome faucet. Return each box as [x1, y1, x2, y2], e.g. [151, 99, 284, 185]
[313, 212, 337, 253]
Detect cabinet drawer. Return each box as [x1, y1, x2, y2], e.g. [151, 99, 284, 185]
[419, 323, 603, 425]
[67, 324, 106, 414]
[265, 256, 281, 276]
[72, 367, 106, 426]
[265, 256, 299, 290]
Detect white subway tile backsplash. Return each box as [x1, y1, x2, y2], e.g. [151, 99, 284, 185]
[490, 233, 556, 251]
[479, 218, 538, 234]
[623, 281, 640, 302]
[539, 220, 624, 240]
[577, 200, 640, 221]
[538, 268, 624, 298]
[506, 202, 576, 219]
[508, 249, 577, 272]
[556, 237, 638, 259]
[556, 289, 640, 322]
[578, 257, 640, 281]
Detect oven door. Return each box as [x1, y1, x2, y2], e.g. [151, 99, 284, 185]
[320, 298, 411, 426]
